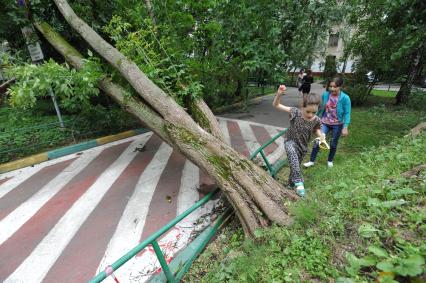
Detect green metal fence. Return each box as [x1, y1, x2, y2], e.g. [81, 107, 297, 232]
[249, 129, 288, 177]
[89, 128, 288, 283]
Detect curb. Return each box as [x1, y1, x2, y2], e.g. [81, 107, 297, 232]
[0, 128, 150, 174]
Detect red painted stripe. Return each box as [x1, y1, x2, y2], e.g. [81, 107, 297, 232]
[0, 176, 12, 186]
[43, 135, 163, 283]
[250, 125, 278, 155]
[0, 142, 131, 280]
[227, 120, 250, 157]
[0, 159, 76, 221]
[140, 150, 186, 241]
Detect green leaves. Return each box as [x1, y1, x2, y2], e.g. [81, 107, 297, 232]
[393, 255, 424, 276]
[358, 223, 380, 238]
[7, 59, 101, 112]
[376, 255, 425, 277]
[368, 246, 389, 258]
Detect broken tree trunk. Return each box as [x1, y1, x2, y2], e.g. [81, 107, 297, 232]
[41, 1, 299, 237]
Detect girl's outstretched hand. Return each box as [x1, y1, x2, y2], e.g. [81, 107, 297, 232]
[277, 85, 286, 95]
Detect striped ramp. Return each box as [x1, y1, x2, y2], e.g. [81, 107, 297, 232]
[0, 118, 285, 283]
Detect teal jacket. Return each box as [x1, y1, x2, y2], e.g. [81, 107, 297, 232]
[318, 91, 351, 128]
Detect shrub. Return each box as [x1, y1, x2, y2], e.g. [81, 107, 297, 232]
[344, 84, 369, 106]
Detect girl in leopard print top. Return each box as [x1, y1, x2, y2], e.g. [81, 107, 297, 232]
[272, 85, 325, 197]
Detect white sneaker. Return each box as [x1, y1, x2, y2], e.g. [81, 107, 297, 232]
[303, 161, 315, 168]
[294, 182, 306, 197]
[327, 161, 334, 168]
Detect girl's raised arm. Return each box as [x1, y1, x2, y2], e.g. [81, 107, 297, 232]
[272, 85, 291, 113]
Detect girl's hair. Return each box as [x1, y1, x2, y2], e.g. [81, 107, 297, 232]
[331, 76, 344, 87]
[307, 69, 312, 76]
[325, 76, 344, 91]
[324, 80, 331, 91]
[302, 92, 321, 107]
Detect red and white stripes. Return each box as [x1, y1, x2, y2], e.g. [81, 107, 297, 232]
[0, 118, 285, 283]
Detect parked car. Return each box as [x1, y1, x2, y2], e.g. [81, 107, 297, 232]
[366, 71, 377, 83]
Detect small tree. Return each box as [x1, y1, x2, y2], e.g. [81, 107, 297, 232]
[323, 55, 337, 82]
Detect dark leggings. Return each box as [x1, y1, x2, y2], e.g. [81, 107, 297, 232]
[284, 140, 304, 185]
[310, 124, 343, 162]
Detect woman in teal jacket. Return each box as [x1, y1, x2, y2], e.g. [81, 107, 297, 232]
[304, 77, 351, 168]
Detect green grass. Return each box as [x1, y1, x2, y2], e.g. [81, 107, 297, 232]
[185, 99, 426, 283]
[0, 101, 140, 163]
[371, 89, 397, 97]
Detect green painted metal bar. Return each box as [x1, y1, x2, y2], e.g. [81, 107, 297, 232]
[271, 159, 288, 177]
[88, 189, 219, 283]
[259, 150, 273, 173]
[174, 207, 233, 281]
[151, 241, 176, 283]
[249, 129, 287, 160]
[149, 207, 233, 282]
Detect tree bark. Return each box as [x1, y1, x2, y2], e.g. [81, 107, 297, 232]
[144, 0, 157, 26]
[42, 1, 298, 237]
[396, 49, 422, 105]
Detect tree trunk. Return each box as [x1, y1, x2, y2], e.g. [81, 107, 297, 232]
[396, 49, 422, 105]
[144, 0, 157, 26]
[39, 1, 298, 237]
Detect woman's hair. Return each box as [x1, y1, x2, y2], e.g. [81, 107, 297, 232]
[331, 76, 344, 87]
[302, 92, 321, 107]
[307, 69, 312, 76]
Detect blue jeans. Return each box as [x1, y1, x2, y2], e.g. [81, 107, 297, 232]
[310, 124, 343, 162]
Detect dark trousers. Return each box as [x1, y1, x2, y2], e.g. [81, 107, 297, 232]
[284, 140, 304, 185]
[310, 124, 343, 162]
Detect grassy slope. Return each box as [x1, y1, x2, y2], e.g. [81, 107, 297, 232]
[185, 99, 426, 283]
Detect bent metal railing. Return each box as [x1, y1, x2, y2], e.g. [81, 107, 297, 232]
[88, 128, 287, 283]
[249, 129, 288, 177]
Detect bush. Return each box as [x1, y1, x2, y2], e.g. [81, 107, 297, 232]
[344, 84, 369, 106]
[407, 89, 426, 110]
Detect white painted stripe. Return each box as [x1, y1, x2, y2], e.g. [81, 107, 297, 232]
[176, 159, 217, 231]
[177, 160, 199, 215]
[96, 142, 173, 276]
[0, 151, 100, 245]
[218, 119, 231, 144]
[217, 116, 286, 131]
[238, 120, 261, 156]
[0, 167, 43, 200]
[5, 139, 145, 283]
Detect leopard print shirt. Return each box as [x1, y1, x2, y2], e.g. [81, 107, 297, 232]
[284, 107, 321, 155]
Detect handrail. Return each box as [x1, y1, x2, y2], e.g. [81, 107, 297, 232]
[249, 129, 287, 177]
[88, 189, 219, 283]
[249, 129, 287, 160]
[89, 128, 288, 283]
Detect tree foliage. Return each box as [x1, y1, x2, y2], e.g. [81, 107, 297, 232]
[1, 0, 340, 109]
[346, 0, 426, 103]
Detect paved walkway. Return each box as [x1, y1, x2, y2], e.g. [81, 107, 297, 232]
[0, 117, 285, 283]
[221, 83, 325, 127]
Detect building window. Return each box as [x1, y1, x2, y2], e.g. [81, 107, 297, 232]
[328, 33, 339, 47]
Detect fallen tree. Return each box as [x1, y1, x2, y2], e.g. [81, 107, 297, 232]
[34, 0, 299, 237]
